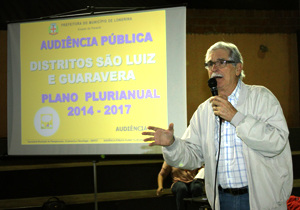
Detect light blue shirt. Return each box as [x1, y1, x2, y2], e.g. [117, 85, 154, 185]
[215, 79, 248, 188]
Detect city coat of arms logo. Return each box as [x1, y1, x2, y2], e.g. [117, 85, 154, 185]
[49, 23, 58, 35]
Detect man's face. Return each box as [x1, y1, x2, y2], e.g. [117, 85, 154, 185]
[207, 48, 242, 95]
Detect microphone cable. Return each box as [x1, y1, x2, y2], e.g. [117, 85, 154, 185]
[207, 77, 222, 209]
[213, 117, 222, 210]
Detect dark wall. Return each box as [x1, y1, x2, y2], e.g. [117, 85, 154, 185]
[1, 0, 300, 30]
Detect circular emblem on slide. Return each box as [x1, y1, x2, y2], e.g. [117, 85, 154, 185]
[34, 107, 60, 136]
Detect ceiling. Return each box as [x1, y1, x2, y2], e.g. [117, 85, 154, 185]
[1, 0, 299, 30]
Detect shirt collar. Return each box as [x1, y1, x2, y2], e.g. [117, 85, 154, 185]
[228, 79, 241, 105]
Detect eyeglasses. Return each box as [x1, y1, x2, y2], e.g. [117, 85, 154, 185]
[205, 59, 235, 70]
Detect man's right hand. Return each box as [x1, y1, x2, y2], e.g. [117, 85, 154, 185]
[156, 187, 163, 196]
[142, 123, 175, 146]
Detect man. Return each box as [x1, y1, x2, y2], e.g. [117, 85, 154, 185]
[143, 41, 293, 210]
[157, 161, 203, 210]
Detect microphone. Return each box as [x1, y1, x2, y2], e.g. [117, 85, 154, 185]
[207, 78, 218, 96]
[208, 78, 223, 122]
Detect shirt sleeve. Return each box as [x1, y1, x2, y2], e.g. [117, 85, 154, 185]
[162, 122, 204, 170]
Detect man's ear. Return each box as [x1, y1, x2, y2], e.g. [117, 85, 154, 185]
[235, 63, 242, 76]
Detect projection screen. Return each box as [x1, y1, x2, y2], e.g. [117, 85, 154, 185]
[7, 6, 187, 155]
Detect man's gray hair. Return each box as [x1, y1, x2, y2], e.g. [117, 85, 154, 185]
[205, 41, 245, 80]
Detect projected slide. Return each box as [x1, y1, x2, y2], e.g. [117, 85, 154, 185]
[8, 6, 186, 155]
[21, 11, 167, 145]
